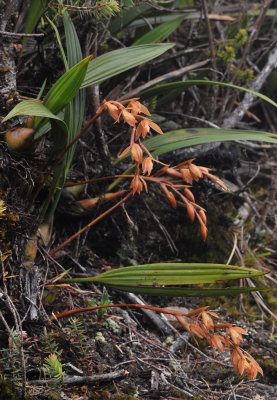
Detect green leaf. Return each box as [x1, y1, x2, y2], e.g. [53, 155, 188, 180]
[90, 286, 266, 297]
[40, 55, 91, 118]
[64, 11, 86, 162]
[2, 100, 65, 123]
[140, 80, 277, 109]
[23, 0, 45, 48]
[46, 16, 69, 71]
[81, 44, 174, 88]
[143, 128, 277, 157]
[128, 12, 198, 30]
[62, 263, 266, 295]
[109, 3, 151, 35]
[91, 263, 265, 286]
[132, 16, 185, 46]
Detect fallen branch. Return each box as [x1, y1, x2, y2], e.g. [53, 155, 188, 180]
[28, 369, 127, 385]
[223, 43, 277, 129]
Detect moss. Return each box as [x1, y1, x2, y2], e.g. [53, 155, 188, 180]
[260, 358, 277, 381]
[0, 376, 18, 400]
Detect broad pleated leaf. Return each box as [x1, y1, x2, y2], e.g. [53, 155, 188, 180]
[64, 12, 85, 160]
[140, 80, 277, 108]
[40, 55, 92, 119]
[143, 128, 277, 157]
[3, 101, 65, 123]
[132, 16, 185, 46]
[81, 44, 174, 88]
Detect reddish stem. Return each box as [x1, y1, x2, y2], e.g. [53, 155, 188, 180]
[50, 303, 193, 321]
[48, 190, 132, 256]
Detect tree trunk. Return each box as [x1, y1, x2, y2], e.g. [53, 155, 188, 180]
[0, 0, 21, 119]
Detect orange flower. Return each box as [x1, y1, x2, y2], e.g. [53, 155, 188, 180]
[130, 175, 143, 195]
[121, 109, 137, 126]
[180, 168, 193, 184]
[188, 163, 203, 181]
[127, 100, 151, 116]
[130, 175, 148, 195]
[189, 323, 206, 338]
[136, 118, 163, 139]
[130, 143, 143, 163]
[211, 334, 226, 352]
[142, 157, 153, 176]
[98, 99, 122, 120]
[199, 310, 219, 330]
[226, 326, 248, 346]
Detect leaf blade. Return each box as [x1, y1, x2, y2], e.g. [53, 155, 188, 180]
[81, 44, 174, 88]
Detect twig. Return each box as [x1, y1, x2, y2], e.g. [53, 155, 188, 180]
[223, 41, 277, 129]
[0, 256, 26, 399]
[160, 373, 194, 398]
[122, 292, 175, 335]
[118, 59, 210, 101]
[0, 30, 44, 38]
[226, 232, 238, 265]
[28, 369, 127, 385]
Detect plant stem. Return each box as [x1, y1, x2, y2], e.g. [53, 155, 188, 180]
[28, 109, 103, 211]
[48, 190, 132, 256]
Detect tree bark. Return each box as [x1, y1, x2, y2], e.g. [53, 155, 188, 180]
[0, 0, 21, 119]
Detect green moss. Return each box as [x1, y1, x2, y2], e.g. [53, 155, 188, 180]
[0, 376, 17, 400]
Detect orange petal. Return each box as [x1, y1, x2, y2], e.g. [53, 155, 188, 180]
[148, 120, 163, 134]
[180, 168, 193, 184]
[122, 109, 137, 126]
[142, 157, 153, 176]
[131, 143, 143, 163]
[188, 163, 203, 180]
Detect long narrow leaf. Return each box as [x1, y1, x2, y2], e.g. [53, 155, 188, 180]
[140, 80, 277, 109]
[23, 0, 44, 48]
[61, 263, 266, 296]
[81, 44, 174, 88]
[143, 128, 277, 157]
[109, 4, 151, 35]
[89, 286, 265, 297]
[62, 263, 265, 285]
[132, 16, 185, 46]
